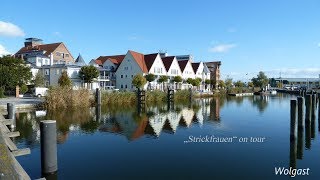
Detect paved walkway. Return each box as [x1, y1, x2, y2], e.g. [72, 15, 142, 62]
[0, 97, 44, 111]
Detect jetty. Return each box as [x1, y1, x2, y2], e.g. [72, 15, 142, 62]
[0, 110, 31, 179]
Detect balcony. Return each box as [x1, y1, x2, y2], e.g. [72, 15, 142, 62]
[98, 76, 110, 81]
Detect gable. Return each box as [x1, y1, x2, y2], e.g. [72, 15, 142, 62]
[148, 54, 167, 74]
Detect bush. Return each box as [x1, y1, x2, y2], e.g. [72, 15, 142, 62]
[0, 87, 5, 98]
[20, 84, 28, 94]
[45, 86, 92, 110]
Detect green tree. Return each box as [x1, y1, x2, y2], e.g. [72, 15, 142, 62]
[58, 71, 72, 87]
[145, 73, 156, 82]
[251, 71, 269, 89]
[158, 75, 168, 90]
[248, 82, 254, 88]
[173, 76, 183, 83]
[145, 73, 156, 90]
[218, 80, 226, 89]
[192, 78, 201, 87]
[225, 78, 233, 88]
[20, 84, 28, 94]
[132, 74, 147, 89]
[33, 71, 45, 87]
[205, 79, 211, 85]
[234, 80, 245, 87]
[0, 56, 32, 91]
[186, 78, 194, 84]
[79, 65, 100, 83]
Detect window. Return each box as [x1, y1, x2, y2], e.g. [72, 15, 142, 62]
[45, 59, 49, 65]
[124, 67, 128, 70]
[121, 85, 123, 88]
[121, 75, 123, 78]
[65, 54, 69, 58]
[37, 59, 41, 64]
[56, 69, 60, 75]
[131, 75, 133, 78]
[45, 81, 50, 87]
[45, 69, 50, 75]
[125, 75, 127, 78]
[125, 85, 127, 88]
[56, 52, 60, 56]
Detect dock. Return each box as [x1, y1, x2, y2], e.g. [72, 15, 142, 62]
[0, 113, 31, 180]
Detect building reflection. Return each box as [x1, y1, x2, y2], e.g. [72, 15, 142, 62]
[13, 97, 241, 143]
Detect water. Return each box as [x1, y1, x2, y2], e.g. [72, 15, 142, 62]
[14, 94, 320, 180]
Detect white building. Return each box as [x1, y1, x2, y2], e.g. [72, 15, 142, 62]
[115, 50, 167, 91]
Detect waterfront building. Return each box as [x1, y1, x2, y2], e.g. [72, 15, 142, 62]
[205, 61, 221, 89]
[273, 77, 320, 88]
[15, 38, 75, 64]
[91, 54, 126, 90]
[192, 62, 211, 90]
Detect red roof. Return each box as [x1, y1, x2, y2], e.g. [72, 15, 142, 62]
[177, 60, 189, 72]
[96, 55, 125, 65]
[16, 42, 62, 56]
[161, 56, 175, 71]
[144, 53, 158, 72]
[192, 63, 200, 73]
[129, 50, 148, 73]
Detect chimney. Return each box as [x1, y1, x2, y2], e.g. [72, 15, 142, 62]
[50, 53, 53, 65]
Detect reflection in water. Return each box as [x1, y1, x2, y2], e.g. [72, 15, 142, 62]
[290, 97, 318, 169]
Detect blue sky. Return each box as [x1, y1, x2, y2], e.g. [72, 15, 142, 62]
[1, 0, 320, 81]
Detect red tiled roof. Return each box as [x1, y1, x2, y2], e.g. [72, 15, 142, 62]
[96, 55, 125, 65]
[144, 53, 158, 72]
[129, 50, 148, 73]
[161, 56, 175, 71]
[177, 60, 189, 72]
[16, 42, 62, 56]
[192, 63, 200, 73]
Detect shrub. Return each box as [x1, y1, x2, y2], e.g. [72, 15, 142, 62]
[0, 87, 5, 98]
[45, 86, 91, 110]
[20, 84, 28, 94]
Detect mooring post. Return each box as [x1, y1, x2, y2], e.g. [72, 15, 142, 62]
[40, 120, 58, 175]
[7, 103, 16, 130]
[7, 103, 14, 119]
[290, 100, 297, 140]
[297, 96, 304, 129]
[96, 88, 101, 105]
[96, 105, 101, 122]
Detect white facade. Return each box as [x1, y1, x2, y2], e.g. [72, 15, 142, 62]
[147, 54, 167, 90]
[115, 51, 145, 91]
[166, 57, 182, 78]
[181, 61, 195, 80]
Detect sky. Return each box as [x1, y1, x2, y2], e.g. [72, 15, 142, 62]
[1, 0, 320, 81]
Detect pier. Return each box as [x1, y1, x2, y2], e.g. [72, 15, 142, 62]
[0, 106, 30, 180]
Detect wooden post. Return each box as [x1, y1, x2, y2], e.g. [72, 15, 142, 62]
[7, 103, 15, 130]
[96, 88, 101, 105]
[290, 100, 297, 140]
[290, 99, 297, 168]
[297, 96, 304, 129]
[40, 120, 58, 175]
[96, 105, 101, 122]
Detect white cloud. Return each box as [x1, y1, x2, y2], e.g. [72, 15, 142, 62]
[53, 31, 61, 37]
[209, 43, 236, 53]
[0, 44, 10, 57]
[0, 21, 25, 37]
[317, 42, 320, 47]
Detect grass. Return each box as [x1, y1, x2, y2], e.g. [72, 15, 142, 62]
[101, 89, 192, 105]
[45, 86, 93, 110]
